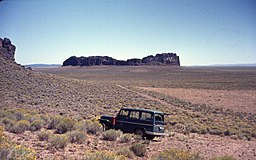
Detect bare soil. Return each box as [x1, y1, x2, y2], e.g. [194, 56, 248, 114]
[139, 87, 256, 114]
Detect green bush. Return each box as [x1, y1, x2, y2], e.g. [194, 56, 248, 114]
[30, 119, 44, 131]
[119, 133, 132, 143]
[11, 120, 30, 134]
[37, 130, 51, 141]
[67, 130, 87, 144]
[130, 142, 147, 157]
[116, 147, 134, 158]
[49, 134, 69, 149]
[84, 150, 126, 160]
[154, 148, 203, 160]
[102, 129, 122, 141]
[210, 155, 237, 160]
[56, 118, 75, 134]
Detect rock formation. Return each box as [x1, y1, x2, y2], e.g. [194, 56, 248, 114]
[0, 38, 16, 61]
[63, 53, 180, 66]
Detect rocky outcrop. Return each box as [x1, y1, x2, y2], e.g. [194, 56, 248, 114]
[0, 38, 16, 61]
[63, 53, 180, 66]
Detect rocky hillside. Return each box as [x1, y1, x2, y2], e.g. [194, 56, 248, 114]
[0, 38, 123, 118]
[0, 38, 16, 61]
[63, 53, 180, 66]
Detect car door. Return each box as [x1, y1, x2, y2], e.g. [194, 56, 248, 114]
[115, 109, 130, 132]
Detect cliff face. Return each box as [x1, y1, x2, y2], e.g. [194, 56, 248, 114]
[0, 38, 16, 62]
[63, 53, 180, 66]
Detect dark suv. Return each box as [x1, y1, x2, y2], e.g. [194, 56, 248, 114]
[99, 108, 165, 140]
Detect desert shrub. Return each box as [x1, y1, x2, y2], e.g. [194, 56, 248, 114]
[67, 130, 86, 144]
[130, 142, 147, 157]
[28, 114, 50, 128]
[133, 134, 143, 141]
[1, 117, 15, 131]
[84, 120, 102, 135]
[14, 110, 24, 121]
[102, 129, 122, 141]
[49, 134, 69, 149]
[11, 120, 30, 134]
[0, 126, 36, 160]
[56, 117, 75, 134]
[30, 119, 44, 131]
[154, 148, 203, 160]
[0, 109, 16, 120]
[210, 155, 237, 160]
[37, 130, 51, 141]
[116, 147, 134, 158]
[84, 150, 126, 160]
[119, 133, 132, 143]
[0, 126, 4, 142]
[47, 115, 63, 130]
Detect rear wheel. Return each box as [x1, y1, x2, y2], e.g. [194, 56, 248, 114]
[134, 129, 145, 139]
[146, 135, 155, 140]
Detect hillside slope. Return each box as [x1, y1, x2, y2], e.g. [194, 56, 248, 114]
[0, 39, 164, 119]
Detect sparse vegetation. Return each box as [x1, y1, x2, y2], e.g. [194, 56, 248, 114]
[84, 150, 126, 160]
[30, 119, 44, 131]
[37, 130, 51, 141]
[85, 120, 102, 135]
[67, 130, 87, 144]
[130, 142, 147, 157]
[116, 147, 134, 159]
[55, 117, 75, 134]
[119, 133, 133, 143]
[11, 120, 30, 133]
[154, 148, 202, 160]
[49, 134, 69, 149]
[102, 129, 122, 141]
[0, 126, 36, 160]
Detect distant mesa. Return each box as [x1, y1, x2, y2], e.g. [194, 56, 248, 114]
[63, 53, 180, 66]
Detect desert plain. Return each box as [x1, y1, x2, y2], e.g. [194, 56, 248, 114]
[1, 58, 256, 159]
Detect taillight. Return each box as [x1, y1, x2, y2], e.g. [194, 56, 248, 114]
[112, 117, 116, 125]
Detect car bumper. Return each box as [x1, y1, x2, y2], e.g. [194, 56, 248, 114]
[145, 131, 166, 136]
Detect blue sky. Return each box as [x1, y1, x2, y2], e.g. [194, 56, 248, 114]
[0, 0, 255, 66]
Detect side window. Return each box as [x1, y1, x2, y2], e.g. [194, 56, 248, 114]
[129, 111, 140, 119]
[119, 110, 129, 117]
[141, 112, 153, 121]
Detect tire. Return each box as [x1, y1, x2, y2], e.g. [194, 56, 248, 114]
[134, 129, 145, 139]
[146, 135, 155, 140]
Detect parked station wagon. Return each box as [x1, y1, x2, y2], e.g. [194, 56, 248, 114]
[99, 108, 165, 140]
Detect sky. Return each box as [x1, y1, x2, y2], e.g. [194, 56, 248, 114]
[0, 0, 255, 66]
